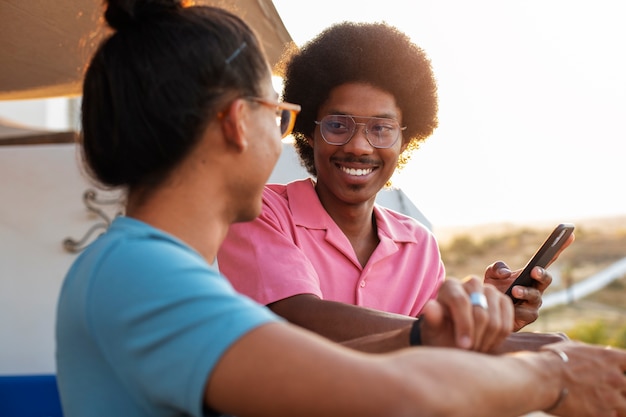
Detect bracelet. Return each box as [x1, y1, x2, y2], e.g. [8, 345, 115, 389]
[409, 317, 423, 346]
[544, 349, 569, 413]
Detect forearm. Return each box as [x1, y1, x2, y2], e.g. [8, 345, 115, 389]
[492, 331, 569, 354]
[208, 322, 563, 417]
[385, 347, 562, 417]
[268, 294, 415, 342]
[341, 326, 412, 353]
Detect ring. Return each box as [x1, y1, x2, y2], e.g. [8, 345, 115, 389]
[469, 292, 488, 310]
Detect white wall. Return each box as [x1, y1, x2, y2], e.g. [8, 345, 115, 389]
[0, 97, 78, 131]
[0, 143, 122, 374]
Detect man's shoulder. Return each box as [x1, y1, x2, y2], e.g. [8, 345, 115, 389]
[265, 178, 312, 197]
[263, 179, 320, 216]
[263, 179, 333, 231]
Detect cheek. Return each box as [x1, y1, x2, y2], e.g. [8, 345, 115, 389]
[263, 118, 283, 164]
[379, 148, 402, 175]
[264, 126, 283, 173]
[310, 134, 335, 158]
[311, 139, 330, 170]
[387, 140, 405, 164]
[251, 131, 281, 176]
[272, 138, 282, 166]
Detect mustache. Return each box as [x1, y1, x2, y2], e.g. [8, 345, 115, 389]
[331, 156, 381, 165]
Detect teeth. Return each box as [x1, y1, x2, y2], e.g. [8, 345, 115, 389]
[341, 166, 373, 176]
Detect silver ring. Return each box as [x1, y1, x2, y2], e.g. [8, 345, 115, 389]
[469, 292, 488, 310]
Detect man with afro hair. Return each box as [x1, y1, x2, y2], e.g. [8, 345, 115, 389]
[218, 22, 566, 352]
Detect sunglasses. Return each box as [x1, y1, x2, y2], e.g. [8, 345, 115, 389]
[244, 97, 301, 138]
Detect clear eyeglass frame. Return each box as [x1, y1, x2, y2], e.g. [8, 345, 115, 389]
[314, 114, 406, 149]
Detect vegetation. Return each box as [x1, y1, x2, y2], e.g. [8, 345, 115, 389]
[565, 320, 626, 348]
[437, 218, 626, 348]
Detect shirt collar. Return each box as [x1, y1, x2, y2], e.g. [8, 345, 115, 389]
[287, 178, 419, 244]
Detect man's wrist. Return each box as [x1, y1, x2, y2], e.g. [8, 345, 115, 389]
[409, 317, 423, 346]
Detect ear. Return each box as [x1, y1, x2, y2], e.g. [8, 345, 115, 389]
[219, 99, 248, 152]
[306, 134, 314, 148]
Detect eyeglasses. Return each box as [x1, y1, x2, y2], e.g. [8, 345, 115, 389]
[314, 114, 407, 149]
[244, 97, 301, 138]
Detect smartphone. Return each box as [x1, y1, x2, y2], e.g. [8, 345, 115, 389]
[504, 223, 575, 304]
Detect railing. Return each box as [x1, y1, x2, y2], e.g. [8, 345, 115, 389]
[542, 257, 626, 309]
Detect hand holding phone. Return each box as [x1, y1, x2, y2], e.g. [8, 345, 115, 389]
[505, 223, 575, 304]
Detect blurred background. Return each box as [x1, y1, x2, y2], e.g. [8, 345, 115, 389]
[1, 0, 624, 379]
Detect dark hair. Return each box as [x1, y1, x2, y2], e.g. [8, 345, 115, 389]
[278, 22, 439, 176]
[80, 0, 269, 190]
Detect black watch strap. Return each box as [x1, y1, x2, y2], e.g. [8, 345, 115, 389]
[409, 317, 423, 346]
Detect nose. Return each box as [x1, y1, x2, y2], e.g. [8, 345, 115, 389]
[343, 122, 374, 154]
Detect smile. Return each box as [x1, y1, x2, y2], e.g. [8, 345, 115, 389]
[340, 166, 374, 176]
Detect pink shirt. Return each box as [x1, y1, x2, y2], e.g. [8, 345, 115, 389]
[218, 179, 445, 317]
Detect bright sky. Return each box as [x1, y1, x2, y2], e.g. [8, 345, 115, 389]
[273, 0, 626, 229]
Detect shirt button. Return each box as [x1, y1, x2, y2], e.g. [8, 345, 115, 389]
[359, 281, 366, 288]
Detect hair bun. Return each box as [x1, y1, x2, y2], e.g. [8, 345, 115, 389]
[104, 0, 184, 31]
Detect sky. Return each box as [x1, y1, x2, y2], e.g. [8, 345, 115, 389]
[272, 0, 626, 229]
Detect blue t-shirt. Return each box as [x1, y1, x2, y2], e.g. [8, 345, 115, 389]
[55, 217, 280, 417]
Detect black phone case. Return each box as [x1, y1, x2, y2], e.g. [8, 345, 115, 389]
[504, 223, 575, 304]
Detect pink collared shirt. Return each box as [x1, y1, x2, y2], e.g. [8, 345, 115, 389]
[218, 179, 444, 317]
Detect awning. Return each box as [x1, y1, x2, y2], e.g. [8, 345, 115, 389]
[0, 0, 292, 101]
